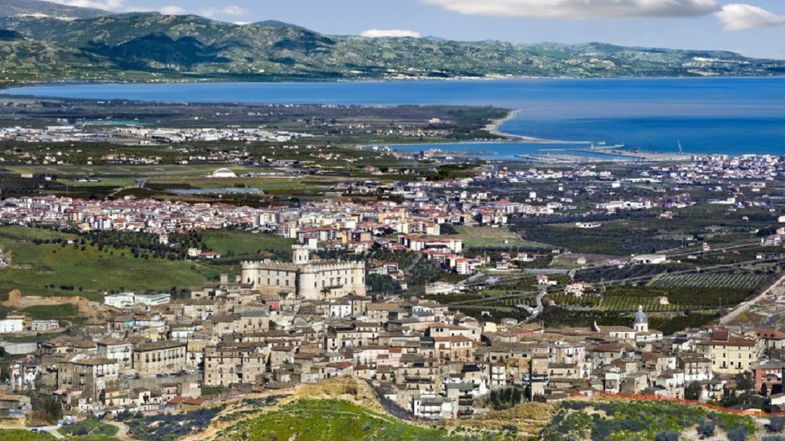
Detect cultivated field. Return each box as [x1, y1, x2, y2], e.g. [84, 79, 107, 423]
[651, 272, 773, 290]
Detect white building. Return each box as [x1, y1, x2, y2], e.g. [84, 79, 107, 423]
[104, 292, 136, 308]
[97, 339, 134, 368]
[0, 313, 25, 334]
[631, 254, 667, 265]
[104, 292, 171, 308]
[30, 320, 59, 332]
[412, 395, 453, 420]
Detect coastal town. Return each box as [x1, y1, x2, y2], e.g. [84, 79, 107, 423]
[0, 145, 785, 435]
[1, 0, 785, 438]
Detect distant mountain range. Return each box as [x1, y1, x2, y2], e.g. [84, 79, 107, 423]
[0, 0, 108, 19]
[0, 0, 784, 86]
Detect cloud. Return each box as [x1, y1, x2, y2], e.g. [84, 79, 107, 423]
[159, 5, 186, 15]
[360, 29, 422, 38]
[421, 0, 719, 19]
[48, 0, 186, 15]
[198, 6, 248, 18]
[222, 6, 248, 17]
[47, 0, 126, 9]
[716, 3, 785, 30]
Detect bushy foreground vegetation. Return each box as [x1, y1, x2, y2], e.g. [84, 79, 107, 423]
[58, 418, 118, 437]
[115, 407, 222, 441]
[542, 400, 756, 441]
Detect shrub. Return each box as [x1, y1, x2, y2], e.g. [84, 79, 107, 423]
[655, 431, 680, 441]
[769, 416, 785, 433]
[726, 427, 748, 441]
[697, 420, 716, 439]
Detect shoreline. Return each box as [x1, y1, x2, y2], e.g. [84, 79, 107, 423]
[2, 74, 783, 92]
[484, 109, 595, 144]
[484, 109, 519, 138]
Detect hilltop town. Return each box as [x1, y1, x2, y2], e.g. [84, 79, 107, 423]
[1, 100, 785, 440]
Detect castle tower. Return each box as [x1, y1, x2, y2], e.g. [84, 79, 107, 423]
[633, 305, 648, 333]
[292, 245, 310, 265]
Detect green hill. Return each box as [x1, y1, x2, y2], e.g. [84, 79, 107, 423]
[0, 0, 109, 19]
[0, 5, 783, 85]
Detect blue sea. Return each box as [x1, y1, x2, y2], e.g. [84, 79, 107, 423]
[4, 77, 785, 155]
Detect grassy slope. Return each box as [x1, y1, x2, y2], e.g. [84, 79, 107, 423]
[0, 226, 213, 299]
[219, 399, 505, 441]
[22, 304, 79, 319]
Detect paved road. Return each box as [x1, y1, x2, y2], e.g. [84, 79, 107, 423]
[457, 272, 484, 288]
[522, 290, 548, 323]
[23, 427, 63, 439]
[720, 272, 785, 325]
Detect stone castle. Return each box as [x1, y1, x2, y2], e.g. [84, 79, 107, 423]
[241, 245, 366, 300]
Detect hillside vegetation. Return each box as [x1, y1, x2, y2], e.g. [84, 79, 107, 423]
[543, 399, 758, 441]
[0, 226, 213, 299]
[0, 0, 784, 86]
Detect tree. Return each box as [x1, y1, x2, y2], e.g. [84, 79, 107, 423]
[366, 274, 402, 294]
[685, 381, 703, 400]
[735, 373, 754, 391]
[31, 393, 63, 422]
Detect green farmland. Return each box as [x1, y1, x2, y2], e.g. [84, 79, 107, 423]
[546, 293, 705, 313]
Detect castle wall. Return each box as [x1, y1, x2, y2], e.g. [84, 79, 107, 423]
[241, 260, 366, 300]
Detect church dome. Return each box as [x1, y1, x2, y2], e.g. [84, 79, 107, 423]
[634, 305, 648, 323]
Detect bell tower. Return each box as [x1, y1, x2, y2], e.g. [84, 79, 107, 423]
[633, 305, 649, 333]
[292, 245, 310, 265]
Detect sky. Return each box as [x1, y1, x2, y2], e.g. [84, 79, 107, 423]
[49, 0, 785, 59]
